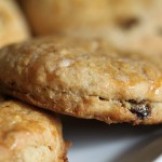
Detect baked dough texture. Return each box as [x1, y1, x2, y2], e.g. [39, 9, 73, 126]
[0, 0, 30, 48]
[0, 95, 67, 162]
[0, 37, 162, 124]
[19, 0, 162, 56]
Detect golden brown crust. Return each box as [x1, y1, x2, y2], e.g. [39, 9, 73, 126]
[0, 37, 162, 124]
[0, 0, 30, 48]
[2, 84, 162, 125]
[19, 0, 111, 35]
[19, 0, 162, 56]
[0, 95, 67, 162]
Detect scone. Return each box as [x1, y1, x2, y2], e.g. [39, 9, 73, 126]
[18, 0, 110, 35]
[0, 0, 30, 48]
[0, 95, 67, 162]
[19, 0, 162, 56]
[0, 37, 162, 124]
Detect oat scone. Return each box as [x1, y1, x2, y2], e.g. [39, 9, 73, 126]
[0, 37, 162, 124]
[0, 95, 67, 162]
[19, 0, 162, 56]
[0, 0, 30, 48]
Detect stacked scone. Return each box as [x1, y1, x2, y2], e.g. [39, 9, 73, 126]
[1, 0, 162, 161]
[19, 0, 162, 56]
[0, 0, 29, 47]
[0, 0, 67, 162]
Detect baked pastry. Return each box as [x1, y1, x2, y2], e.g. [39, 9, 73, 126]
[0, 95, 67, 162]
[19, 0, 162, 56]
[104, 0, 162, 57]
[0, 0, 30, 48]
[0, 37, 162, 124]
[18, 0, 110, 35]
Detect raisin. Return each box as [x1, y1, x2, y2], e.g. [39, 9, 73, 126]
[117, 17, 139, 30]
[98, 96, 107, 101]
[128, 100, 150, 119]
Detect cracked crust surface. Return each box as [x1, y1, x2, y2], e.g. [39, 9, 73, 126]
[0, 95, 67, 162]
[0, 0, 30, 48]
[19, 0, 162, 56]
[0, 37, 162, 124]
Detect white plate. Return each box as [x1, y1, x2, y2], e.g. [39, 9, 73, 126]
[62, 117, 162, 162]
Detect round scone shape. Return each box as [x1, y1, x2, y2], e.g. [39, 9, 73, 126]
[19, 0, 162, 56]
[0, 37, 162, 124]
[0, 96, 67, 162]
[0, 0, 30, 48]
[19, 0, 110, 35]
